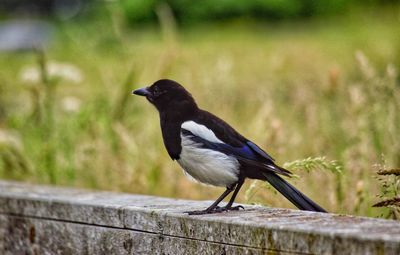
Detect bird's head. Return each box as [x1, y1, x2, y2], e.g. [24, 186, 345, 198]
[132, 79, 198, 116]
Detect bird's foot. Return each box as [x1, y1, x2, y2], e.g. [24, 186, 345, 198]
[225, 205, 245, 211]
[215, 205, 245, 212]
[185, 205, 244, 215]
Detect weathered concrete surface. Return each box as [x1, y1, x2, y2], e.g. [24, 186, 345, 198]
[0, 181, 399, 255]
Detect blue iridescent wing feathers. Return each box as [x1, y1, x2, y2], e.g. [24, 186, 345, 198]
[246, 141, 275, 162]
[181, 129, 291, 177]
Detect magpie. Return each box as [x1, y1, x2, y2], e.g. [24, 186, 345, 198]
[132, 79, 327, 215]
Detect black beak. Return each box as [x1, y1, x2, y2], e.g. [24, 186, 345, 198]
[132, 87, 151, 96]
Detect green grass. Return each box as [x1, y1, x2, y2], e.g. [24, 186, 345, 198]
[0, 6, 399, 217]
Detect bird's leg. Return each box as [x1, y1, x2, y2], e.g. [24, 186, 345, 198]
[216, 178, 245, 212]
[185, 184, 236, 215]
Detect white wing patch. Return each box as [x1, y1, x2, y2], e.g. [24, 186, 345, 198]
[177, 121, 239, 187]
[181, 121, 222, 143]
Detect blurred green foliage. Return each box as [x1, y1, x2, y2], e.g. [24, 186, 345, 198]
[0, 3, 399, 218]
[120, 0, 395, 23]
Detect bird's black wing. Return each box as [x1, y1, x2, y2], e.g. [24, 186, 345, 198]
[246, 140, 275, 162]
[188, 110, 291, 176]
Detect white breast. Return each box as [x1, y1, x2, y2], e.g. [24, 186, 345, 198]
[177, 121, 239, 187]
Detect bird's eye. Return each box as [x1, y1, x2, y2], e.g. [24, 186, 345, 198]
[153, 87, 163, 97]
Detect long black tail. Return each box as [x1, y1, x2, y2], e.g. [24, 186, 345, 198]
[262, 172, 327, 212]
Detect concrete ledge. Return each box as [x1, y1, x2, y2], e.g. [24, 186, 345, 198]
[0, 181, 399, 254]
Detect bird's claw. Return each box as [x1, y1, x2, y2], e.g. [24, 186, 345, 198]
[227, 205, 245, 211]
[185, 205, 245, 215]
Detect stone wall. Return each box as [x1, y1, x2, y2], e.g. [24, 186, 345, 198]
[0, 181, 399, 254]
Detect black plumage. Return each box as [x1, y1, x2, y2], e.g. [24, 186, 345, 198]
[133, 79, 327, 214]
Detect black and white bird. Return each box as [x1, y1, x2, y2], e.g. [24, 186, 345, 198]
[133, 79, 326, 215]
